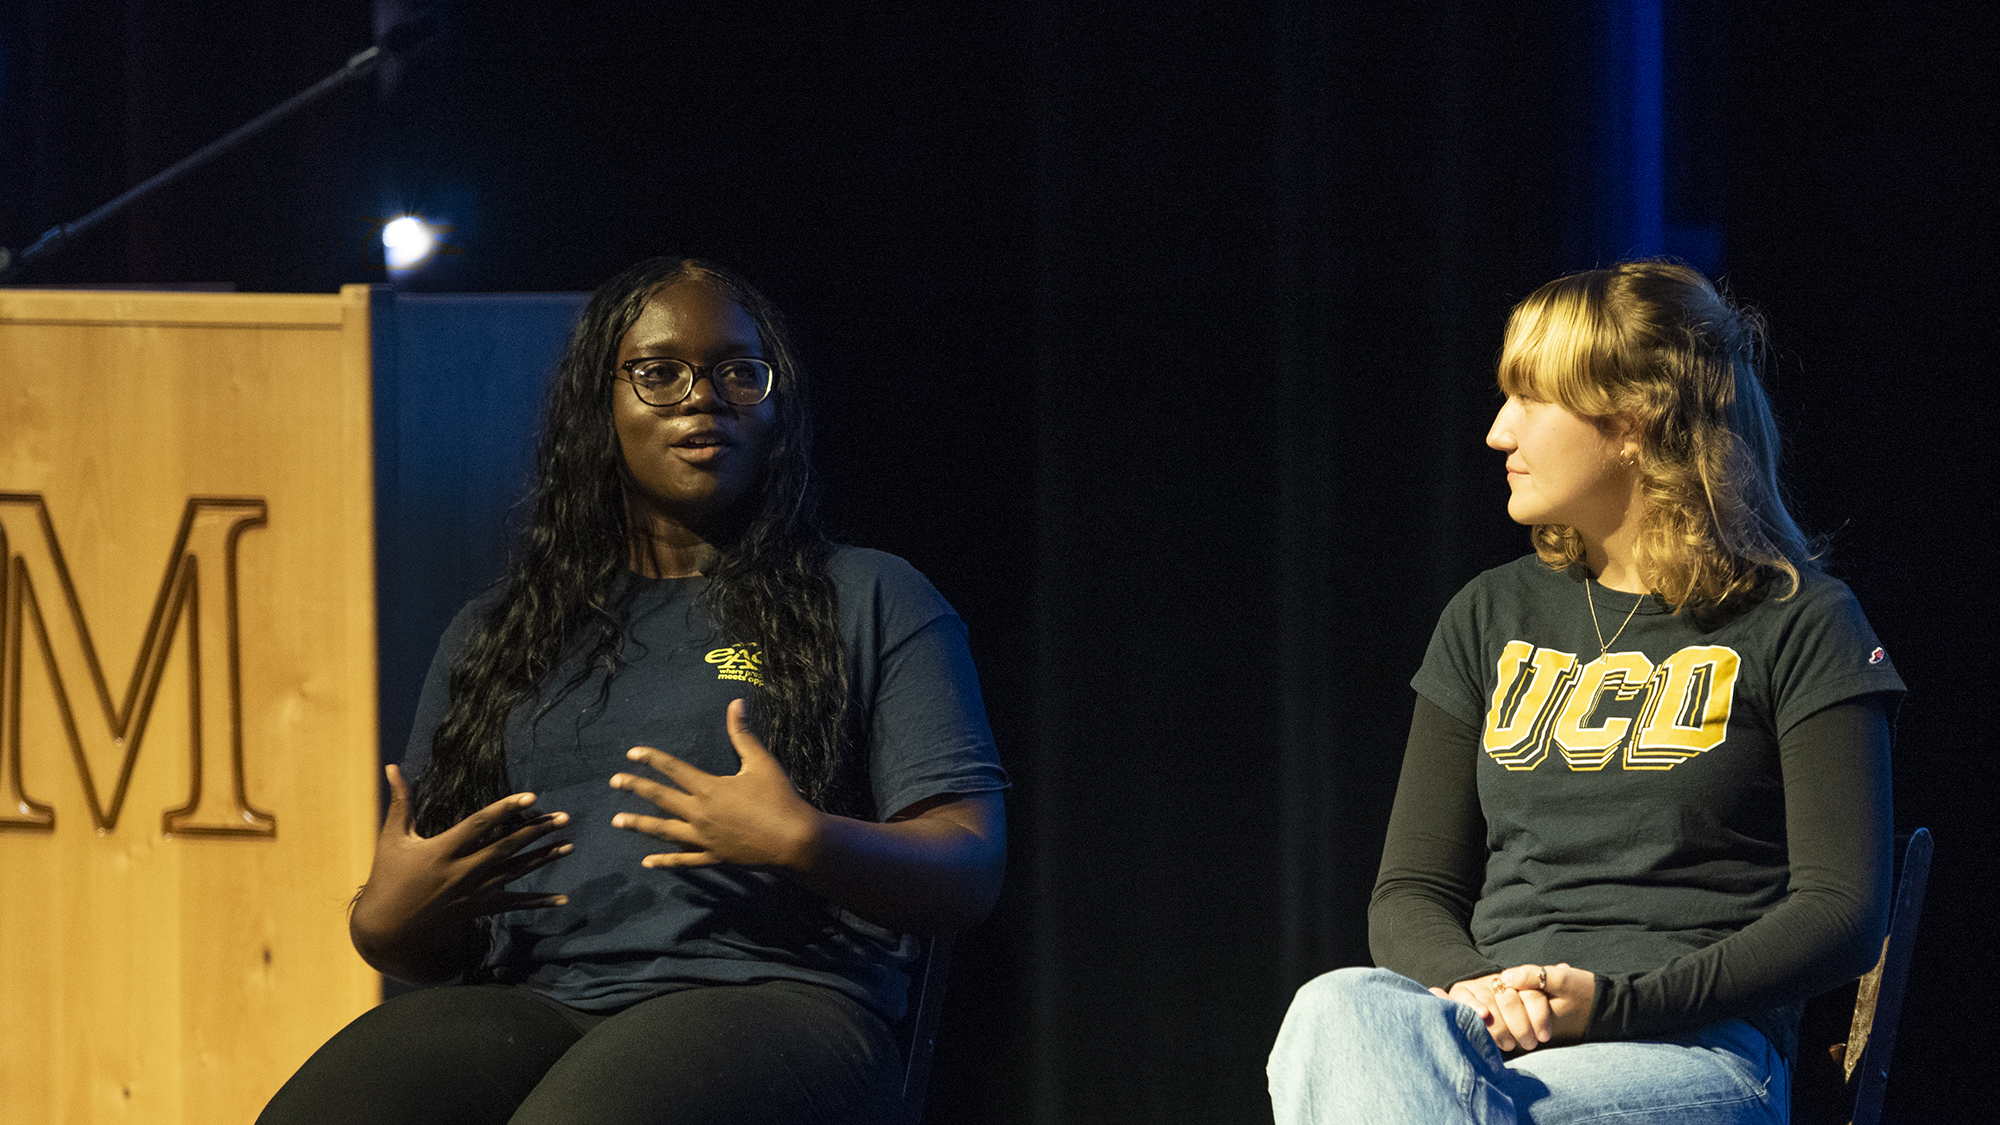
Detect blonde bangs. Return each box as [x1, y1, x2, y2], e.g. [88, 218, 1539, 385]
[1497, 277, 1621, 418]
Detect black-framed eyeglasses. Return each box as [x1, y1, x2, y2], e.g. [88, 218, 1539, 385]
[617, 357, 774, 407]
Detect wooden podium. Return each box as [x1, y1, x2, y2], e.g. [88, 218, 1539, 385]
[0, 282, 586, 1122]
[0, 287, 382, 1123]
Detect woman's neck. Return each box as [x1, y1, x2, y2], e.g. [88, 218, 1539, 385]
[628, 524, 722, 579]
[1574, 469, 1651, 593]
[623, 489, 742, 578]
[1582, 523, 1648, 593]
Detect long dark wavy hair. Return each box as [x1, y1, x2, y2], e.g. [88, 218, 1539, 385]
[411, 257, 868, 838]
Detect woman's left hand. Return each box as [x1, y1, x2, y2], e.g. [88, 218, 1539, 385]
[1499, 962, 1593, 1046]
[609, 698, 824, 870]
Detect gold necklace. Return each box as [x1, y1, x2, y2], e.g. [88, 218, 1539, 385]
[1585, 577, 1644, 657]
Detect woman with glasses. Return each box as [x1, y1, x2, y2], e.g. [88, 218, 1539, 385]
[1267, 260, 1901, 1124]
[261, 257, 1008, 1125]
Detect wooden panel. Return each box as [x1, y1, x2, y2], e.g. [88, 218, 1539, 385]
[0, 287, 379, 1124]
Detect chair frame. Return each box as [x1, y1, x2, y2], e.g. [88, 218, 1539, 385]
[898, 933, 954, 1125]
[1828, 826, 1932, 1125]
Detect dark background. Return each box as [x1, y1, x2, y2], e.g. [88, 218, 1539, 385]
[4, 1, 1991, 1121]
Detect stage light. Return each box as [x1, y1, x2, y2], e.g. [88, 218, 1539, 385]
[382, 215, 438, 272]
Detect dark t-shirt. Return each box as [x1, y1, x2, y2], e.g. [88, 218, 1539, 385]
[400, 547, 1008, 1022]
[1385, 554, 1903, 1050]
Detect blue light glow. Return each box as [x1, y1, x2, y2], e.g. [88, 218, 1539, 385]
[1625, 0, 1665, 255]
[382, 215, 438, 271]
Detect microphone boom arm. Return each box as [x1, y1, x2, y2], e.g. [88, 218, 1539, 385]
[1, 38, 399, 282]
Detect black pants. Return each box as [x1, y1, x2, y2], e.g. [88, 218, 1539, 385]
[256, 980, 902, 1125]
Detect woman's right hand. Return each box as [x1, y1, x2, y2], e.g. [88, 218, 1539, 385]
[348, 764, 574, 984]
[1430, 962, 1593, 1052]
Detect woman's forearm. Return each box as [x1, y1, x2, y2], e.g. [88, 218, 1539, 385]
[348, 894, 484, 986]
[787, 791, 1007, 933]
[1587, 699, 1893, 1040]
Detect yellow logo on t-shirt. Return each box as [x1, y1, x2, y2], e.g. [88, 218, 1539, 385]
[705, 643, 765, 688]
[1483, 641, 1741, 771]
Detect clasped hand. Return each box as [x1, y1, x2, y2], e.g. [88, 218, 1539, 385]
[1430, 962, 1595, 1052]
[609, 698, 822, 870]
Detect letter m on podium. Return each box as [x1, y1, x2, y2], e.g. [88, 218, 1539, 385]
[0, 495, 276, 836]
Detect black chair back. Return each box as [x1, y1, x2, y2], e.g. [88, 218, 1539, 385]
[1842, 827, 1932, 1125]
[898, 934, 953, 1125]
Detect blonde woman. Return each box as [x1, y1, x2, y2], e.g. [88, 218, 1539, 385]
[1269, 261, 1902, 1124]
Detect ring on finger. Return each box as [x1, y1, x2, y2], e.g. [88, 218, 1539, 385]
[1537, 966, 1548, 991]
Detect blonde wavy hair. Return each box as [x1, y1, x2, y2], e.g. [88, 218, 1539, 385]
[1497, 260, 1816, 609]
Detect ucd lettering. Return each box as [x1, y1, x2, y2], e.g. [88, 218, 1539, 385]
[1482, 640, 1741, 772]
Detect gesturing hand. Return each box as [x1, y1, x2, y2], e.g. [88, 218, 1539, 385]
[1429, 962, 1594, 1052]
[349, 764, 573, 982]
[609, 698, 824, 870]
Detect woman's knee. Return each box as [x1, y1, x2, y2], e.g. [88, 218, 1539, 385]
[1272, 968, 1510, 1124]
[1276, 967, 1413, 1067]
[1275, 965, 1496, 1071]
[1288, 967, 1421, 1020]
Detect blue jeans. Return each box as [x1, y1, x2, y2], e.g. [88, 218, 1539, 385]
[1268, 968, 1788, 1125]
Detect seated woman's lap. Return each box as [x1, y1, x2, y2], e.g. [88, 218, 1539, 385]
[513, 979, 902, 1125]
[257, 980, 901, 1125]
[1269, 967, 1788, 1125]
